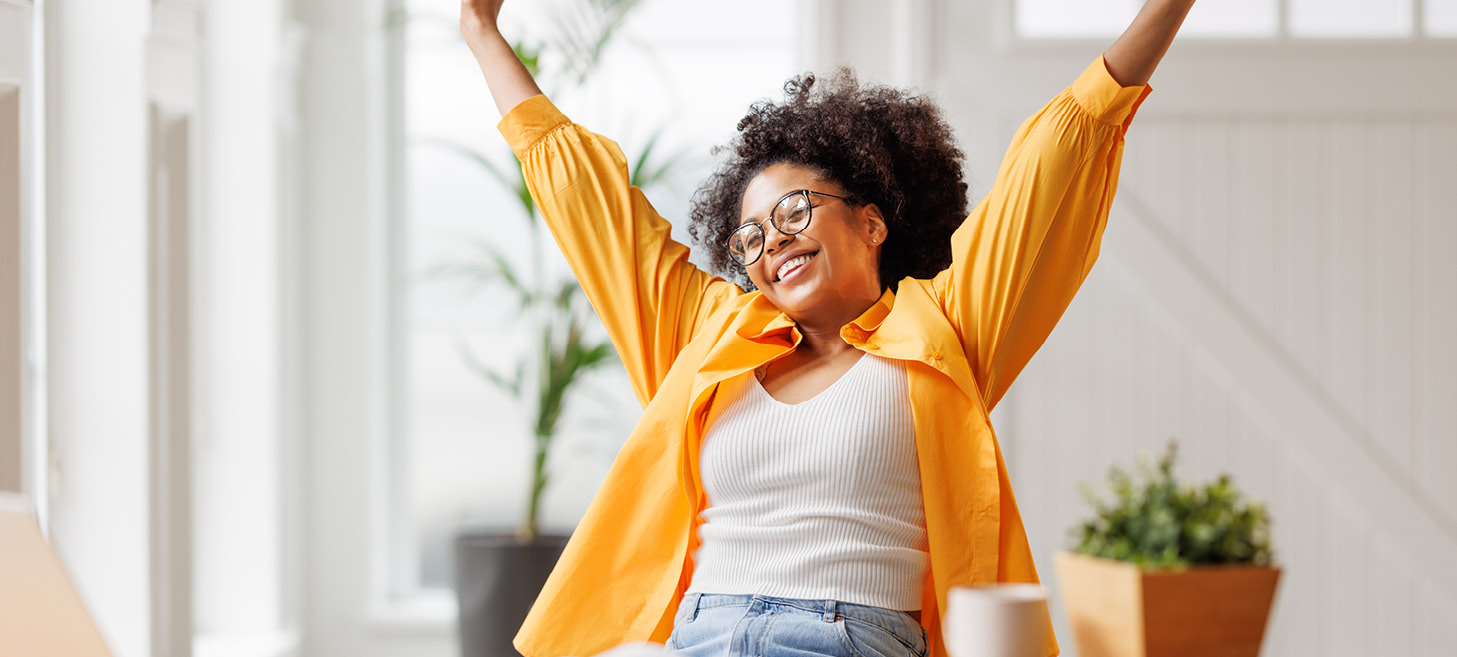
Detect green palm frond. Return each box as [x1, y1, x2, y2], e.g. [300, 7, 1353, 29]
[456, 340, 524, 397]
[628, 127, 690, 190]
[572, 340, 614, 373]
[426, 239, 535, 310]
[416, 138, 518, 193]
[553, 280, 581, 311]
[414, 138, 537, 223]
[547, 0, 647, 86]
[514, 42, 543, 78]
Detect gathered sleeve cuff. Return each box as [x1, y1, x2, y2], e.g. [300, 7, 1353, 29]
[499, 95, 571, 164]
[1072, 56, 1154, 129]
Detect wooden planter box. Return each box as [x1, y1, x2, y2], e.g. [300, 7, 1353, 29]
[1054, 551, 1280, 657]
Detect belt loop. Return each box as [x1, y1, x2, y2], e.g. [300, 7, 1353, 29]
[821, 599, 837, 623]
[686, 593, 702, 622]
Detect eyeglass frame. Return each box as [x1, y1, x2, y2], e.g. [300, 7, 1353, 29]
[726, 189, 852, 267]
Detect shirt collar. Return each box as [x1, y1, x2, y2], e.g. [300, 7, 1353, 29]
[736, 287, 898, 342]
[846, 287, 895, 333]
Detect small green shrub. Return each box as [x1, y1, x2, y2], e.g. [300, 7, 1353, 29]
[1071, 442, 1273, 569]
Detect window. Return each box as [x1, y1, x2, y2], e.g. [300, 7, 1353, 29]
[1424, 0, 1457, 35]
[396, 0, 800, 595]
[1015, 0, 1457, 39]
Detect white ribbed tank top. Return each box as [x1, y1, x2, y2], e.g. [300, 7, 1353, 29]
[686, 352, 929, 611]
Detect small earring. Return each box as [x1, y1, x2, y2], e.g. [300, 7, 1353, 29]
[872, 237, 879, 244]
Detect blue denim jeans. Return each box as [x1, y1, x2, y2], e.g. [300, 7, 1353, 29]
[665, 593, 928, 657]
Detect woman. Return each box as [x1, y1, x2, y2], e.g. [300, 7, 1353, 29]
[460, 2, 1196, 657]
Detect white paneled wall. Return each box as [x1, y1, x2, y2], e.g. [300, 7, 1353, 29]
[1124, 117, 1457, 524]
[45, 0, 154, 652]
[1005, 114, 1457, 656]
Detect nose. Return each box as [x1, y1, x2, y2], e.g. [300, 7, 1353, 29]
[761, 219, 793, 255]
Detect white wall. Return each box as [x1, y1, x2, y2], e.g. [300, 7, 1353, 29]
[45, 0, 153, 655]
[193, 2, 299, 655]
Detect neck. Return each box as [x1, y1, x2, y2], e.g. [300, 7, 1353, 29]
[790, 290, 883, 356]
[795, 323, 856, 358]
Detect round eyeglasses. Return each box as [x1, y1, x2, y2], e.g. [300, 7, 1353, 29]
[726, 189, 850, 266]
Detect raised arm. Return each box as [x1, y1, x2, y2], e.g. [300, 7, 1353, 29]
[460, 0, 544, 115]
[1103, 0, 1197, 87]
[462, 1, 739, 406]
[935, 2, 1194, 410]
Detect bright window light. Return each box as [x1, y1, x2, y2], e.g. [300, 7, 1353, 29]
[1016, 0, 1280, 38]
[1016, 0, 1138, 38]
[1289, 0, 1413, 37]
[1179, 0, 1278, 38]
[1016, 0, 1455, 39]
[1428, 0, 1457, 36]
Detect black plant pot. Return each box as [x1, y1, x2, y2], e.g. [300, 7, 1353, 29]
[455, 531, 569, 657]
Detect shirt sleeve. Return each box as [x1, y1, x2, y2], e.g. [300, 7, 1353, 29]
[932, 55, 1152, 411]
[498, 96, 740, 407]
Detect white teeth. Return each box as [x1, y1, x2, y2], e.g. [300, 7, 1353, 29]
[776, 253, 815, 281]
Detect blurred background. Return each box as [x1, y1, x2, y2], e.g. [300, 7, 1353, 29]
[2, 0, 1455, 656]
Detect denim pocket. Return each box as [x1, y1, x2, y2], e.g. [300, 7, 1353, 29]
[668, 601, 746, 654]
[835, 614, 928, 657]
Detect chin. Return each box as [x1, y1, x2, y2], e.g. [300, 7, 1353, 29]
[767, 288, 825, 316]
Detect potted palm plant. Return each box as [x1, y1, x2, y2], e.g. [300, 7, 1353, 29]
[445, 222, 614, 657]
[402, 2, 682, 656]
[1054, 443, 1280, 657]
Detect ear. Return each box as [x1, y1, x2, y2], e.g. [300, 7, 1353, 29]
[858, 203, 888, 246]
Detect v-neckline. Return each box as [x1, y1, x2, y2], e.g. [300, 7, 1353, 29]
[753, 351, 871, 407]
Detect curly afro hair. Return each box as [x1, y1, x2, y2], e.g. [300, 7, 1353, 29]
[687, 69, 969, 292]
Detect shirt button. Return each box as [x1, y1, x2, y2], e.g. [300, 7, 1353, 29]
[930, 351, 943, 360]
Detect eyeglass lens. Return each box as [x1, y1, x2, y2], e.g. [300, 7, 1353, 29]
[729, 191, 814, 265]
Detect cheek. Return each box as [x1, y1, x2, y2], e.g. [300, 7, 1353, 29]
[745, 265, 771, 290]
[828, 235, 869, 268]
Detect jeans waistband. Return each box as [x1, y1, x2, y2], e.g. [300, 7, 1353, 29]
[680, 592, 921, 626]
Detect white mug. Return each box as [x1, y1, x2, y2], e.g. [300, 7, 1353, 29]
[941, 583, 1051, 657]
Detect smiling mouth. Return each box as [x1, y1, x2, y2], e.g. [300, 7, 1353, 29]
[775, 252, 818, 282]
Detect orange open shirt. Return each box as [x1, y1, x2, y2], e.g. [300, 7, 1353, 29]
[498, 56, 1151, 657]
